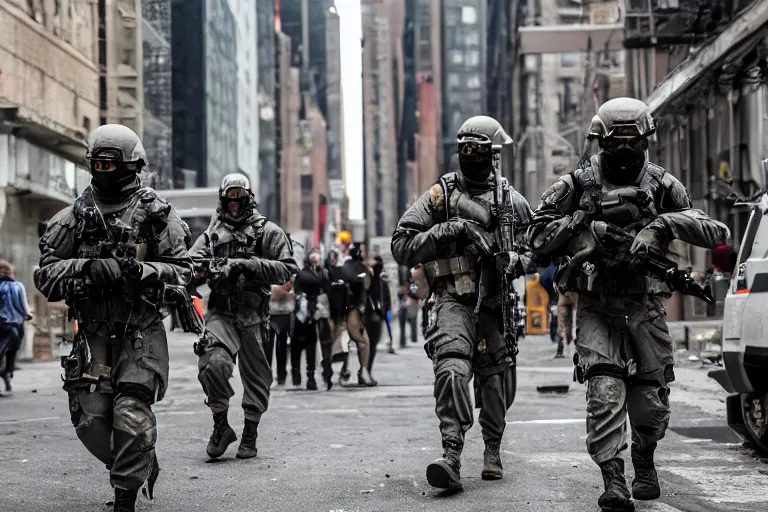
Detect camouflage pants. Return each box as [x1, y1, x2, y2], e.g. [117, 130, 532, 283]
[575, 294, 673, 465]
[73, 321, 167, 490]
[426, 292, 517, 454]
[197, 312, 272, 423]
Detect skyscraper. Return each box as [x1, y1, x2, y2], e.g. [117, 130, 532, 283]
[171, 0, 238, 188]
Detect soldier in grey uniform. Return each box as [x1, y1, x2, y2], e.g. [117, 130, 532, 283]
[392, 116, 534, 490]
[528, 98, 730, 512]
[190, 174, 297, 460]
[34, 124, 192, 512]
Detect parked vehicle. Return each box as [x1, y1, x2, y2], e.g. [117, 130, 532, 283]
[711, 193, 768, 456]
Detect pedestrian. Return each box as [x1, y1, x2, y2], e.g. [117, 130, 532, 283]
[0, 260, 32, 395]
[364, 255, 391, 370]
[291, 248, 332, 390]
[528, 97, 730, 511]
[190, 173, 298, 461]
[267, 281, 295, 385]
[330, 244, 377, 386]
[392, 116, 534, 490]
[34, 124, 192, 512]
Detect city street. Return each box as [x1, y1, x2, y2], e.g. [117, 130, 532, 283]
[1, 327, 766, 512]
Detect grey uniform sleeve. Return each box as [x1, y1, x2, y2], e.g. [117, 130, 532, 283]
[648, 174, 731, 249]
[33, 207, 90, 302]
[509, 189, 546, 272]
[189, 232, 211, 260]
[528, 175, 580, 255]
[140, 207, 194, 285]
[239, 221, 299, 284]
[391, 190, 464, 268]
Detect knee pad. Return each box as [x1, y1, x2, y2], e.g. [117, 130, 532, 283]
[198, 349, 235, 399]
[586, 375, 625, 409]
[74, 392, 114, 465]
[113, 394, 157, 454]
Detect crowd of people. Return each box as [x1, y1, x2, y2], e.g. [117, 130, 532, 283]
[264, 242, 423, 391]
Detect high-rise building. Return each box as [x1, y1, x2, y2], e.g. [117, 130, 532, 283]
[257, 0, 279, 220]
[171, 0, 238, 188]
[362, 0, 399, 238]
[440, 0, 486, 167]
[142, 0, 174, 189]
[101, 0, 144, 134]
[229, 0, 259, 191]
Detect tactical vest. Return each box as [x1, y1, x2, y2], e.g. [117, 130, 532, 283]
[73, 187, 167, 262]
[571, 155, 664, 232]
[560, 155, 669, 295]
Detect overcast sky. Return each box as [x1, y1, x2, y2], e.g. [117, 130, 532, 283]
[335, 0, 364, 220]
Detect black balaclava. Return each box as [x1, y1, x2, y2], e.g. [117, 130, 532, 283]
[600, 137, 648, 186]
[91, 169, 140, 203]
[458, 152, 494, 193]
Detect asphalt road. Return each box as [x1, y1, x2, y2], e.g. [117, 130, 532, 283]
[1, 325, 766, 512]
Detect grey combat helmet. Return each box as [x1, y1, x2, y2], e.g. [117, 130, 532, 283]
[218, 173, 253, 223]
[457, 115, 513, 150]
[86, 124, 148, 170]
[86, 124, 147, 198]
[456, 116, 512, 182]
[587, 98, 656, 141]
[587, 98, 655, 185]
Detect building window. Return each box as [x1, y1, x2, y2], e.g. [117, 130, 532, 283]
[464, 32, 480, 47]
[561, 53, 581, 67]
[447, 73, 461, 88]
[467, 76, 481, 89]
[451, 51, 463, 64]
[300, 174, 313, 230]
[465, 50, 480, 67]
[462, 6, 477, 24]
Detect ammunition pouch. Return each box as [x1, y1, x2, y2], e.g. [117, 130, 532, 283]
[60, 333, 112, 427]
[423, 255, 476, 296]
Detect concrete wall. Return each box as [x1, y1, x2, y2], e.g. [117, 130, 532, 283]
[0, 1, 99, 132]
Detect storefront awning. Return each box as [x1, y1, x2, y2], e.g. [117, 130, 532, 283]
[518, 24, 624, 54]
[646, 1, 768, 115]
[0, 98, 88, 165]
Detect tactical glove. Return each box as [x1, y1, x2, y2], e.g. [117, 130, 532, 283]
[220, 259, 243, 279]
[495, 251, 521, 275]
[630, 224, 668, 257]
[433, 220, 465, 241]
[87, 258, 123, 284]
[465, 221, 495, 258]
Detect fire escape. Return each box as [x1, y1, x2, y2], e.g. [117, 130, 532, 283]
[624, 0, 758, 49]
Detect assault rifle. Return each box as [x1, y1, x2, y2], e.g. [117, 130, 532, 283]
[161, 284, 205, 334]
[493, 152, 521, 359]
[593, 222, 714, 304]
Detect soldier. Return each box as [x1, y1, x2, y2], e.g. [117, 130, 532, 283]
[392, 116, 534, 490]
[34, 124, 192, 512]
[190, 174, 298, 460]
[528, 98, 730, 512]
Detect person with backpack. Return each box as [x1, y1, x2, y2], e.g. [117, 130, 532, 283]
[0, 260, 31, 395]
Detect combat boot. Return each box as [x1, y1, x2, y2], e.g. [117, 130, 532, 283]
[481, 439, 503, 480]
[598, 458, 635, 512]
[306, 371, 318, 391]
[358, 367, 377, 387]
[236, 419, 259, 459]
[631, 442, 660, 500]
[113, 488, 139, 512]
[291, 368, 301, 386]
[426, 443, 462, 490]
[206, 411, 237, 459]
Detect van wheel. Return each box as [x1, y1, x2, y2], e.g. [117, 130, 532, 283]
[742, 392, 768, 457]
